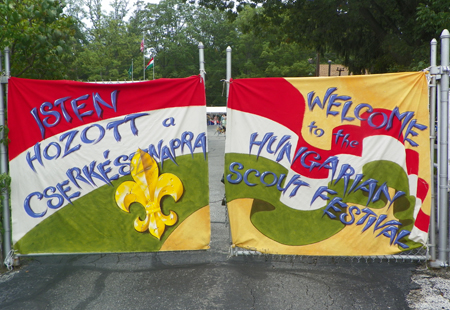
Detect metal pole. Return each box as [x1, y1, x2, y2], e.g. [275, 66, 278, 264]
[328, 60, 332, 76]
[131, 58, 134, 82]
[198, 42, 205, 85]
[1, 47, 11, 264]
[429, 38, 438, 262]
[143, 32, 145, 80]
[437, 81, 441, 229]
[226, 46, 231, 100]
[225, 45, 232, 248]
[438, 29, 449, 266]
[315, 51, 320, 76]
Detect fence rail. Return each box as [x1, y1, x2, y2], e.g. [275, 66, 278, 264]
[1, 30, 449, 266]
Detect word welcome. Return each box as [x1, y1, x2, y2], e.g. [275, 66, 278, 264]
[307, 87, 427, 146]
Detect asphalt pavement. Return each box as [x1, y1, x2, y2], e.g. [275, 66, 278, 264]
[0, 125, 438, 310]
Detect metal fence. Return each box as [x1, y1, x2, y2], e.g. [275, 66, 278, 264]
[226, 32, 450, 265]
[1, 30, 449, 266]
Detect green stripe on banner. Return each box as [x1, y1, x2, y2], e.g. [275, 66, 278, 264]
[15, 153, 208, 254]
[225, 153, 422, 249]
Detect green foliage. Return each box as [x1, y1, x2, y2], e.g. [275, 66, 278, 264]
[198, 0, 449, 74]
[131, 0, 237, 105]
[0, 0, 79, 79]
[0, 173, 11, 197]
[0, 126, 10, 146]
[0, 172, 11, 234]
[65, 0, 140, 81]
[0, 123, 11, 235]
[2, 0, 447, 82]
[232, 7, 316, 78]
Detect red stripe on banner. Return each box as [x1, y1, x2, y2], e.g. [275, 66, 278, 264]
[416, 178, 429, 201]
[228, 78, 306, 133]
[405, 149, 419, 175]
[415, 208, 430, 232]
[8, 76, 205, 160]
[228, 78, 410, 179]
[359, 108, 404, 141]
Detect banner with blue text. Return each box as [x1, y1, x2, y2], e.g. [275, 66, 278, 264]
[9, 76, 210, 254]
[225, 72, 430, 255]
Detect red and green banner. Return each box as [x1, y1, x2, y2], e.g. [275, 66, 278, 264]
[9, 76, 210, 254]
[225, 72, 430, 256]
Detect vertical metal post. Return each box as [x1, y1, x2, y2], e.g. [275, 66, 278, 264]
[429, 38, 438, 262]
[198, 42, 205, 86]
[1, 47, 11, 262]
[226, 46, 232, 100]
[225, 45, 232, 248]
[328, 60, 332, 76]
[143, 32, 145, 80]
[315, 51, 320, 76]
[438, 29, 449, 266]
[437, 81, 441, 228]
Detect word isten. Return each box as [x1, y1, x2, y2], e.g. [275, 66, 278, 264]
[31, 90, 119, 139]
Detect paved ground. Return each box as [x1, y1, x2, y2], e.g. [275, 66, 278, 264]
[0, 125, 446, 310]
[407, 267, 450, 309]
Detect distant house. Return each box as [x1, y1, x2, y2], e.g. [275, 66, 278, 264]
[318, 63, 349, 77]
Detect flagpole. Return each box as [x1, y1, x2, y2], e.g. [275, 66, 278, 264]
[153, 57, 155, 80]
[132, 58, 134, 81]
[143, 32, 145, 80]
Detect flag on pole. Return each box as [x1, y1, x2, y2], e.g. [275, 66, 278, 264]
[128, 63, 133, 79]
[140, 39, 144, 52]
[145, 57, 154, 71]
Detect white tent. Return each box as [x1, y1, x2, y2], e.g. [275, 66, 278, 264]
[206, 106, 226, 114]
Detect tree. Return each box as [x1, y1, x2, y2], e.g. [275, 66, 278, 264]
[133, 0, 316, 105]
[273, 0, 424, 73]
[232, 6, 315, 78]
[0, 0, 78, 79]
[197, 0, 449, 74]
[69, 0, 141, 81]
[133, 0, 237, 105]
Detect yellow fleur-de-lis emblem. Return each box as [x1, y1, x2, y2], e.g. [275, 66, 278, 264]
[115, 149, 183, 240]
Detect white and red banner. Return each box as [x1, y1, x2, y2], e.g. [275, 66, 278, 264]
[9, 76, 210, 254]
[225, 72, 431, 255]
